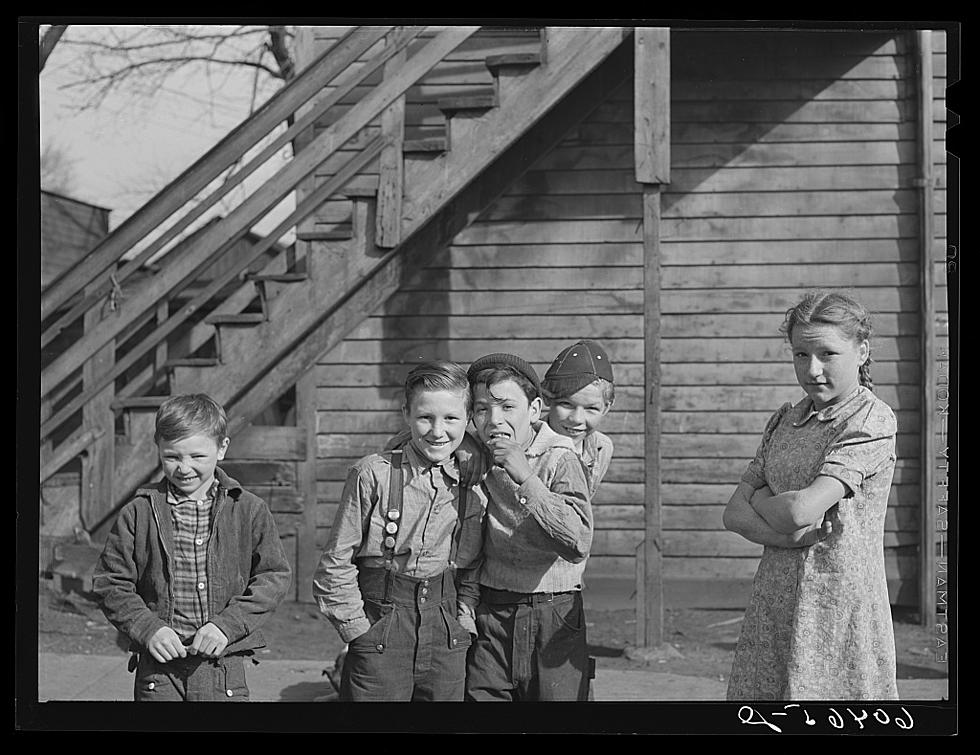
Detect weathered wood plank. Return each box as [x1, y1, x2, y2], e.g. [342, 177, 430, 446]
[320, 337, 645, 365]
[346, 314, 643, 340]
[317, 335, 918, 366]
[453, 217, 925, 247]
[479, 189, 929, 222]
[635, 28, 670, 184]
[376, 33, 407, 248]
[225, 425, 308, 461]
[573, 119, 929, 146]
[535, 140, 917, 172]
[314, 361, 915, 391]
[660, 287, 930, 314]
[384, 288, 643, 314]
[219, 461, 297, 487]
[510, 163, 940, 195]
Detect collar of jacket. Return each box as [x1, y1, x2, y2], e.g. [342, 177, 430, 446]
[142, 466, 244, 549]
[526, 420, 577, 458]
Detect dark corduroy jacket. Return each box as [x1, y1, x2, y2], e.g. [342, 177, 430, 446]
[93, 467, 291, 655]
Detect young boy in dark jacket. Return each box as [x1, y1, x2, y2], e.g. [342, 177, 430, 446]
[93, 393, 292, 701]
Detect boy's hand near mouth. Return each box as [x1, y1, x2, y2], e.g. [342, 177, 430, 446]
[486, 435, 533, 485]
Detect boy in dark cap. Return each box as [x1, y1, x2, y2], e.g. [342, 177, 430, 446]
[541, 339, 615, 499]
[464, 352, 594, 701]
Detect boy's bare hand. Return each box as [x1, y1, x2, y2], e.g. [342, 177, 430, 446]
[148, 626, 187, 663]
[188, 622, 229, 658]
[486, 436, 533, 485]
[455, 433, 490, 486]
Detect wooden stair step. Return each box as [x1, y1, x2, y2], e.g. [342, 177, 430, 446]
[485, 52, 542, 74]
[403, 137, 448, 154]
[205, 312, 266, 326]
[164, 357, 221, 368]
[344, 186, 379, 199]
[111, 395, 169, 411]
[437, 93, 497, 116]
[296, 229, 353, 241]
[245, 273, 309, 283]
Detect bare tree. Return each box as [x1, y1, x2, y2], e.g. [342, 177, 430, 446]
[48, 25, 298, 116]
[40, 141, 77, 195]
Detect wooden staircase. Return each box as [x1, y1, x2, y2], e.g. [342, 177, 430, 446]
[39, 25, 633, 537]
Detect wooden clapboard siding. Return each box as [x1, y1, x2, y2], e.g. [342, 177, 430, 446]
[644, 30, 932, 605]
[305, 28, 943, 609]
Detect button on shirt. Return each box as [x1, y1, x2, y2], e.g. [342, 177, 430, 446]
[167, 479, 218, 639]
[312, 444, 487, 641]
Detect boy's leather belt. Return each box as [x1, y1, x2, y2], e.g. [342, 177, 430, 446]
[481, 587, 579, 606]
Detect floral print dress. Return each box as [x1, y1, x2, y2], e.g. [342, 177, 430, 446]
[726, 386, 900, 701]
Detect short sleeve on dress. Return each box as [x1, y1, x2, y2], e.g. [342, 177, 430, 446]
[818, 405, 897, 496]
[740, 402, 793, 489]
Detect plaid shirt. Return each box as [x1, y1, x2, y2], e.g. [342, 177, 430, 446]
[167, 479, 218, 639]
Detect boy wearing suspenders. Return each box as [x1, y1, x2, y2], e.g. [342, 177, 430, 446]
[312, 361, 487, 701]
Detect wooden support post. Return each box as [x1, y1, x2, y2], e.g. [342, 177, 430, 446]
[155, 301, 169, 374]
[634, 28, 671, 185]
[81, 298, 115, 534]
[295, 366, 319, 603]
[376, 35, 407, 249]
[914, 30, 937, 627]
[642, 185, 664, 648]
[636, 27, 669, 648]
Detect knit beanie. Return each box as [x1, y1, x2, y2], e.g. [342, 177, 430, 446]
[542, 339, 614, 398]
[467, 353, 541, 397]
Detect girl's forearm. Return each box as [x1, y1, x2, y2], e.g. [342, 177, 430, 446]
[724, 488, 794, 547]
[750, 490, 805, 534]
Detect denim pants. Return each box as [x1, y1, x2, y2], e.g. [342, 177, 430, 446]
[341, 567, 472, 702]
[134, 651, 249, 701]
[466, 588, 590, 701]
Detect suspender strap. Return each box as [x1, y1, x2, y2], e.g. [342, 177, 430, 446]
[448, 485, 469, 569]
[382, 449, 404, 569]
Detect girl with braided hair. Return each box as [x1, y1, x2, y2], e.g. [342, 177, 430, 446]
[723, 290, 899, 700]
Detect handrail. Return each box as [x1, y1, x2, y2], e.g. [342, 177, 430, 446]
[40, 137, 384, 442]
[40, 25, 480, 404]
[41, 27, 424, 351]
[40, 26, 389, 324]
[40, 427, 105, 484]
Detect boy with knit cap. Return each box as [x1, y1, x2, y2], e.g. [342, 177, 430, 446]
[463, 352, 594, 702]
[541, 339, 615, 499]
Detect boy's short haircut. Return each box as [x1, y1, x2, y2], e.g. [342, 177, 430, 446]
[154, 393, 228, 444]
[542, 340, 615, 403]
[404, 360, 472, 413]
[467, 353, 541, 403]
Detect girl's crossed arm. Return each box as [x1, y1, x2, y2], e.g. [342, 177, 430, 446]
[723, 481, 832, 548]
[748, 476, 844, 535]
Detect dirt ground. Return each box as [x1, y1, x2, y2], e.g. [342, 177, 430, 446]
[35, 577, 949, 684]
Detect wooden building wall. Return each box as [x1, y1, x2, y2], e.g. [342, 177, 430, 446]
[302, 27, 947, 609]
